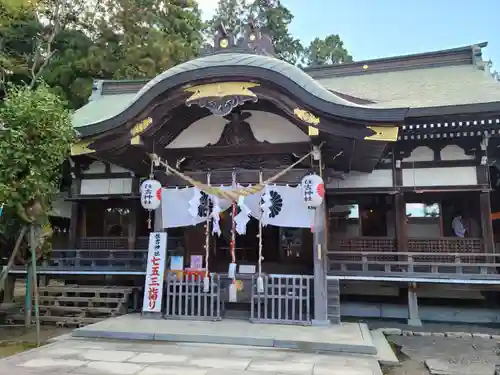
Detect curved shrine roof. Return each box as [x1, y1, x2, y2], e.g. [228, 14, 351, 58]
[74, 52, 408, 137]
[73, 41, 500, 136]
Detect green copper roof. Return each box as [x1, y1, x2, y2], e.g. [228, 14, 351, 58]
[72, 93, 136, 129]
[72, 43, 500, 130]
[135, 53, 365, 107]
[73, 52, 376, 130]
[319, 64, 500, 109]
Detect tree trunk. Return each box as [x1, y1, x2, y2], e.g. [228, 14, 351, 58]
[0, 226, 27, 293]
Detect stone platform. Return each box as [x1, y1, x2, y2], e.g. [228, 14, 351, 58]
[73, 314, 377, 355]
[1, 336, 385, 375]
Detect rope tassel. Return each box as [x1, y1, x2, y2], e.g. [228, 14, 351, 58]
[257, 170, 264, 293]
[203, 172, 211, 293]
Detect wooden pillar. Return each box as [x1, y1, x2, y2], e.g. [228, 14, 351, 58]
[68, 163, 82, 249]
[479, 191, 495, 253]
[394, 193, 408, 252]
[128, 201, 138, 250]
[407, 282, 422, 326]
[129, 176, 141, 249]
[1, 275, 16, 303]
[312, 203, 329, 326]
[68, 202, 79, 248]
[154, 204, 163, 232]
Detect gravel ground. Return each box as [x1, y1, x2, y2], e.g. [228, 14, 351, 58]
[0, 326, 71, 358]
[384, 334, 499, 375]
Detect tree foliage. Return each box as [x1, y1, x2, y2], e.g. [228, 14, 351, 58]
[206, 0, 352, 66]
[0, 0, 77, 265]
[2, 0, 352, 110]
[80, 0, 204, 80]
[0, 83, 75, 262]
[1, 0, 204, 108]
[303, 34, 353, 67]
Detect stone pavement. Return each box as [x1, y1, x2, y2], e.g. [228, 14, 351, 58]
[0, 336, 383, 375]
[388, 334, 499, 375]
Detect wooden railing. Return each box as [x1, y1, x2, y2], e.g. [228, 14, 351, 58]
[66, 236, 184, 251]
[10, 236, 184, 274]
[407, 238, 483, 263]
[42, 249, 148, 272]
[329, 237, 396, 262]
[327, 236, 498, 278]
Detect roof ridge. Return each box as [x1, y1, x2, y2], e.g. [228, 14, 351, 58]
[305, 42, 487, 79]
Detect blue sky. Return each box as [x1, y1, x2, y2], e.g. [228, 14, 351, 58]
[198, 0, 499, 70]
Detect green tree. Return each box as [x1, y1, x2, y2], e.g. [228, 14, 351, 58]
[0, 0, 76, 278]
[82, 0, 204, 79]
[207, 0, 303, 64]
[205, 0, 249, 39]
[303, 34, 353, 67]
[0, 83, 75, 273]
[0, 0, 92, 107]
[249, 0, 303, 64]
[1, 0, 204, 108]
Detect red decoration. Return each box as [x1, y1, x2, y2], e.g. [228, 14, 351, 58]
[155, 188, 162, 201]
[317, 183, 325, 198]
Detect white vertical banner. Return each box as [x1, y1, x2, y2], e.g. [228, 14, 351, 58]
[142, 232, 168, 314]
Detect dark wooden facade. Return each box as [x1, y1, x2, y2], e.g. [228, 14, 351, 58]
[9, 32, 500, 325]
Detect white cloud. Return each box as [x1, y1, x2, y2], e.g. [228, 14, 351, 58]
[196, 0, 219, 20]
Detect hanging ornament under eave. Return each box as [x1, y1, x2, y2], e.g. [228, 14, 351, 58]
[188, 188, 202, 219]
[300, 174, 325, 208]
[234, 195, 251, 235]
[140, 179, 162, 229]
[140, 179, 162, 210]
[260, 185, 272, 226]
[211, 195, 222, 236]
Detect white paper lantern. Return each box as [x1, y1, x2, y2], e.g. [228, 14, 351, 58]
[300, 174, 325, 208]
[140, 179, 162, 210]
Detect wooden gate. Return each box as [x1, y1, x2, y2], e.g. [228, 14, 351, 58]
[164, 273, 222, 321]
[250, 275, 312, 325]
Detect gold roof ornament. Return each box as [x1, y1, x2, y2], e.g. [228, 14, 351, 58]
[294, 108, 320, 125]
[185, 82, 259, 100]
[71, 140, 95, 156]
[201, 21, 276, 57]
[185, 82, 260, 117]
[130, 117, 153, 145]
[365, 126, 399, 142]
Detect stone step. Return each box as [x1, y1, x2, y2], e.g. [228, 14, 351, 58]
[327, 278, 341, 324]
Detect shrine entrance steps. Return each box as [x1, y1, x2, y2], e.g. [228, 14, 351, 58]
[327, 278, 341, 324]
[73, 313, 381, 356]
[6, 285, 139, 328]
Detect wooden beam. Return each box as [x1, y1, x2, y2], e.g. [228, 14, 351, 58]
[161, 142, 311, 158]
[156, 168, 343, 186]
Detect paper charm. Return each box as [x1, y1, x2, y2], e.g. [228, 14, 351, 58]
[211, 195, 222, 236]
[260, 185, 271, 226]
[234, 195, 251, 234]
[188, 188, 202, 218]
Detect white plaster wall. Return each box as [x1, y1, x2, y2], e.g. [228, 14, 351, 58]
[83, 161, 106, 174]
[331, 220, 440, 238]
[440, 145, 474, 161]
[327, 170, 393, 189]
[407, 221, 441, 238]
[110, 164, 132, 173]
[165, 110, 309, 148]
[329, 222, 360, 237]
[80, 178, 132, 195]
[402, 166, 477, 187]
[403, 146, 434, 162]
[82, 162, 132, 175]
[50, 199, 72, 218]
